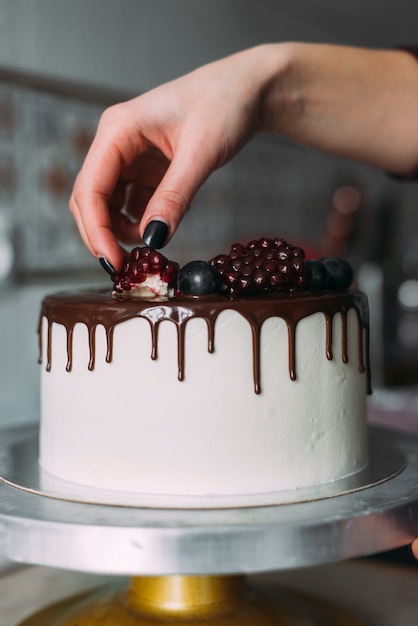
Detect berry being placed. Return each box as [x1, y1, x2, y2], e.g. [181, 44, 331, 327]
[209, 237, 307, 296]
[112, 247, 179, 298]
[320, 257, 354, 290]
[177, 261, 222, 295]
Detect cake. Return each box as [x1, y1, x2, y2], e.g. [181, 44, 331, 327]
[38, 237, 370, 506]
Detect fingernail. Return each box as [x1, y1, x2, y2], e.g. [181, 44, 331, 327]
[142, 220, 169, 248]
[99, 257, 116, 277]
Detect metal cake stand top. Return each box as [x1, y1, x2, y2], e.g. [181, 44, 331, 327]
[0, 423, 417, 577]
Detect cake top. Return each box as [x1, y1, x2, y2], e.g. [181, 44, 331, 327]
[110, 236, 354, 300]
[39, 236, 370, 394]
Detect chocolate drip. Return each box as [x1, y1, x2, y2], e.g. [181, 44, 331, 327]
[38, 289, 371, 395]
[325, 313, 333, 360]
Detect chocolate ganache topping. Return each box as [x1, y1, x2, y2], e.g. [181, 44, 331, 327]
[38, 289, 371, 395]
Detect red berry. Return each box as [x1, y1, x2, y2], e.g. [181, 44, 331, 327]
[111, 246, 179, 294]
[292, 246, 305, 259]
[150, 251, 164, 266]
[230, 249, 243, 260]
[230, 243, 246, 255]
[138, 258, 151, 272]
[253, 269, 269, 289]
[231, 258, 244, 271]
[212, 254, 231, 268]
[224, 270, 240, 288]
[292, 258, 305, 273]
[277, 249, 291, 261]
[273, 237, 286, 248]
[238, 275, 253, 293]
[270, 272, 285, 287]
[258, 237, 274, 249]
[262, 260, 278, 273]
[209, 236, 308, 296]
[253, 257, 265, 269]
[262, 249, 276, 260]
[241, 265, 254, 277]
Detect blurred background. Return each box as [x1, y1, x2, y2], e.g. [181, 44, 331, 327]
[1, 0, 418, 427]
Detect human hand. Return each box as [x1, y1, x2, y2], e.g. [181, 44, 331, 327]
[69, 45, 276, 271]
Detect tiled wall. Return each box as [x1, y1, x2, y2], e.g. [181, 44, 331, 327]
[0, 79, 103, 275]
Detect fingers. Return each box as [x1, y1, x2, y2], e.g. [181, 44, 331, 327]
[69, 185, 127, 270]
[70, 87, 224, 263]
[138, 143, 213, 245]
[69, 110, 137, 269]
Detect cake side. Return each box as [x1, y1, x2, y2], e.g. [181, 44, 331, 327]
[38, 289, 369, 498]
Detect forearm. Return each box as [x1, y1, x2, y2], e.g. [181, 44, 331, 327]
[257, 43, 418, 175]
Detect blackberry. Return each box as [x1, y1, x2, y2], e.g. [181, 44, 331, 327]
[209, 237, 307, 296]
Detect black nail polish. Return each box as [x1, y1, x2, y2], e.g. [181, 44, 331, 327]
[143, 220, 169, 248]
[99, 257, 116, 277]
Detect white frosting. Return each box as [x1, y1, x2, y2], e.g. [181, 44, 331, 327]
[114, 274, 174, 298]
[39, 305, 368, 501]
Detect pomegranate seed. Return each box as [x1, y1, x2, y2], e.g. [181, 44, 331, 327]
[213, 254, 231, 268]
[273, 237, 286, 248]
[258, 237, 274, 248]
[238, 275, 253, 293]
[277, 249, 291, 261]
[231, 258, 244, 271]
[253, 257, 265, 269]
[278, 261, 292, 275]
[209, 236, 308, 295]
[138, 258, 151, 272]
[262, 260, 278, 273]
[230, 243, 246, 255]
[224, 270, 239, 287]
[253, 269, 269, 289]
[292, 258, 305, 273]
[241, 265, 254, 277]
[131, 247, 142, 261]
[292, 246, 305, 259]
[111, 247, 179, 294]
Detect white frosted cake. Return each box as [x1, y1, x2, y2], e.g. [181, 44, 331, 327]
[38, 238, 370, 505]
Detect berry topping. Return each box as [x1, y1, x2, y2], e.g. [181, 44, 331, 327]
[306, 260, 330, 290]
[306, 257, 353, 291]
[177, 261, 222, 295]
[209, 237, 307, 296]
[112, 247, 179, 298]
[320, 257, 354, 290]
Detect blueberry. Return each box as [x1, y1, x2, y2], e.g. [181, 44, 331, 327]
[178, 261, 222, 295]
[320, 257, 354, 290]
[306, 260, 330, 290]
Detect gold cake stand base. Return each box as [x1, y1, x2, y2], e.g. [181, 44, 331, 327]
[18, 574, 365, 626]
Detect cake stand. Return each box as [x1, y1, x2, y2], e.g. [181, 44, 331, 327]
[1, 423, 418, 626]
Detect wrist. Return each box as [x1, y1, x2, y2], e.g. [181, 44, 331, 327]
[254, 42, 302, 135]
